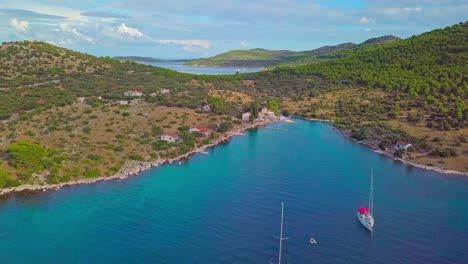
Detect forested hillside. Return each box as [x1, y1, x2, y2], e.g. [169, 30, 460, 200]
[273, 22, 468, 129]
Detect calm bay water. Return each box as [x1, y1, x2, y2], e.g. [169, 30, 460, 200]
[1, 120, 467, 263]
[143, 61, 263, 75]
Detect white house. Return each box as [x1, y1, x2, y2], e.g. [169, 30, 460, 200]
[261, 107, 268, 114]
[124, 90, 144, 97]
[117, 100, 128, 105]
[160, 89, 170, 94]
[160, 133, 179, 143]
[267, 111, 276, 117]
[189, 127, 211, 136]
[242, 112, 251, 122]
[395, 141, 412, 151]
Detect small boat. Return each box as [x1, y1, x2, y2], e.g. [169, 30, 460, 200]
[357, 169, 375, 232]
[309, 238, 317, 245]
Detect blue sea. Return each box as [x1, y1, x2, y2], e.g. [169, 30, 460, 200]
[143, 61, 263, 75]
[1, 120, 467, 263]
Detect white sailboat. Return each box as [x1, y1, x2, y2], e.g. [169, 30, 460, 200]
[357, 169, 374, 232]
[272, 202, 288, 264]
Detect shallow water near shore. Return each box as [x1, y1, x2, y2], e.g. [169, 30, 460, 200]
[1, 120, 468, 263]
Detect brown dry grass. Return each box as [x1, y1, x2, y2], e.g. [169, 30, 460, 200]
[386, 120, 468, 172]
[0, 102, 225, 182]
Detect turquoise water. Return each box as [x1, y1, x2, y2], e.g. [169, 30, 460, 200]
[143, 61, 263, 75]
[1, 120, 467, 263]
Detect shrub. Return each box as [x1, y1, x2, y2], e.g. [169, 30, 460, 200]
[129, 154, 144, 161]
[351, 128, 369, 141]
[153, 140, 169, 151]
[82, 127, 91, 134]
[8, 142, 48, 172]
[0, 169, 20, 188]
[217, 121, 233, 133]
[83, 169, 100, 178]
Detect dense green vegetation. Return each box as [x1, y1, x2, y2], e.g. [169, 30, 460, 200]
[273, 22, 468, 130]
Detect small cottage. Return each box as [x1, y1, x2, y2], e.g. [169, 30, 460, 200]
[190, 127, 211, 136]
[267, 111, 275, 117]
[117, 100, 129, 105]
[395, 141, 412, 151]
[160, 133, 179, 143]
[160, 89, 170, 94]
[261, 107, 268, 114]
[124, 90, 144, 97]
[242, 112, 251, 122]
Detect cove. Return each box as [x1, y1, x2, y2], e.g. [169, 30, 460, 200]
[0, 120, 467, 263]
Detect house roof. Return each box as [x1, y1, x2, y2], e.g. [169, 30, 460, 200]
[197, 127, 210, 132]
[164, 133, 178, 138]
[396, 141, 411, 146]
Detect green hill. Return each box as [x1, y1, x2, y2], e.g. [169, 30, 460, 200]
[0, 41, 200, 120]
[274, 23, 467, 98]
[187, 36, 401, 68]
[271, 22, 467, 130]
[185, 48, 306, 67]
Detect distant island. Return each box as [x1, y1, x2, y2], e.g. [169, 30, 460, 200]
[186, 35, 401, 68]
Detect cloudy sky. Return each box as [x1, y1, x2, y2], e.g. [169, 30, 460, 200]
[0, 0, 466, 58]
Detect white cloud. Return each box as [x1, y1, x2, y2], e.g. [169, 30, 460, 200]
[101, 18, 117, 23]
[156, 39, 211, 51]
[10, 18, 29, 32]
[240, 41, 248, 47]
[365, 28, 372, 32]
[58, 23, 95, 44]
[403, 7, 423, 12]
[117, 23, 145, 38]
[359, 17, 375, 25]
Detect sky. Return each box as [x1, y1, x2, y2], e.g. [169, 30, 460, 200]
[0, 0, 466, 58]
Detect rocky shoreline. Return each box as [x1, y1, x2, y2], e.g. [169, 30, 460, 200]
[1, 117, 465, 197]
[332, 125, 468, 177]
[0, 120, 272, 197]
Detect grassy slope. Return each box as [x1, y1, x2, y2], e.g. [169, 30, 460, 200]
[0, 102, 234, 186]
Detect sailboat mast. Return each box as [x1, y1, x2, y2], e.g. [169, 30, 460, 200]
[278, 202, 285, 264]
[369, 169, 374, 215]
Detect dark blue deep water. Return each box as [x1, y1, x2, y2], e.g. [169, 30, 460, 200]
[1, 120, 467, 263]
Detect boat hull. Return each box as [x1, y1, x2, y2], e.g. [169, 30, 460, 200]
[357, 212, 374, 231]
